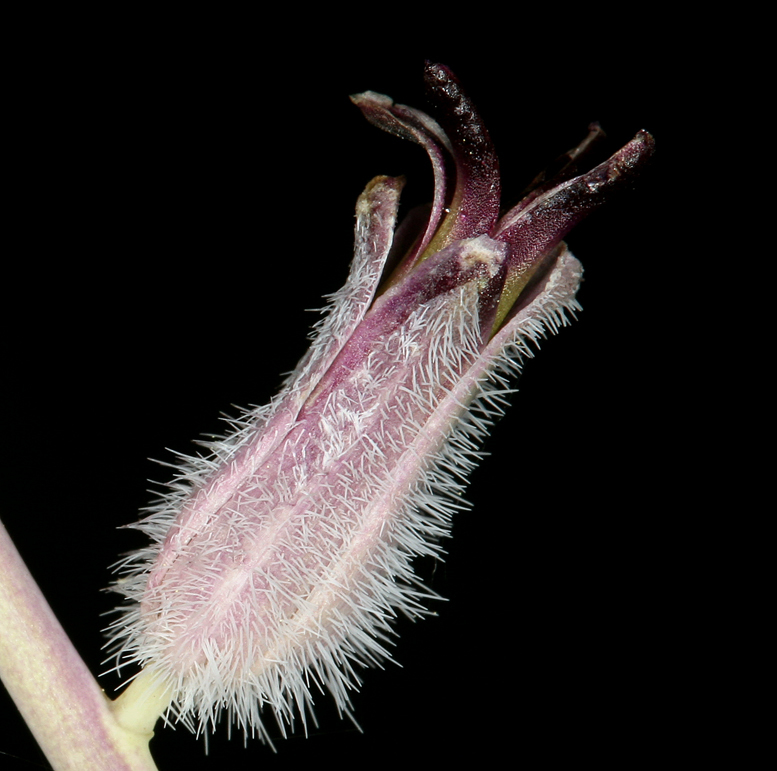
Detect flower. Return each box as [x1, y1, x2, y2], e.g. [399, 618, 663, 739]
[107, 63, 654, 743]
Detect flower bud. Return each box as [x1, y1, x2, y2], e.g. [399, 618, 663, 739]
[107, 63, 653, 743]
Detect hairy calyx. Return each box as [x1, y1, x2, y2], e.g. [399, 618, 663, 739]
[107, 63, 653, 743]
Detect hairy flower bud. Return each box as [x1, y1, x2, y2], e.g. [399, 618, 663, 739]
[106, 63, 654, 743]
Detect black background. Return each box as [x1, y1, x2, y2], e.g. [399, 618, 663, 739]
[2, 11, 706, 770]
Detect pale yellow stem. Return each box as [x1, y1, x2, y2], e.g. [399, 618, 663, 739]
[110, 667, 174, 737]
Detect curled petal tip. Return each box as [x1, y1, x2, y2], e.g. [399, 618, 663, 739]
[608, 129, 656, 178]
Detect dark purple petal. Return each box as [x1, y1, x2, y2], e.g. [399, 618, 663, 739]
[350, 91, 452, 285]
[496, 130, 655, 255]
[422, 62, 501, 247]
[514, 122, 607, 213]
[352, 64, 502, 289]
[489, 130, 655, 331]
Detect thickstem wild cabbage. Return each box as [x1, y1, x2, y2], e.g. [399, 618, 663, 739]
[1, 62, 653, 769]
